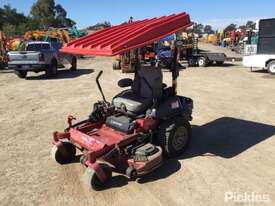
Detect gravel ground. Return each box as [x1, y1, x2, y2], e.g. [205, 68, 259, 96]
[0, 55, 274, 206]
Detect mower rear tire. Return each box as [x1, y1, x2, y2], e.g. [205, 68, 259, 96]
[51, 142, 76, 164]
[15, 70, 27, 78]
[156, 117, 191, 157]
[84, 164, 112, 190]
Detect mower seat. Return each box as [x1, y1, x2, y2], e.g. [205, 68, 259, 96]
[113, 67, 162, 115]
[113, 90, 152, 114]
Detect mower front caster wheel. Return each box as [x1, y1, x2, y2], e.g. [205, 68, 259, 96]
[84, 164, 112, 190]
[126, 166, 137, 178]
[51, 142, 76, 164]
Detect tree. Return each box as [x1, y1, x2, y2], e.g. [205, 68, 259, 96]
[2, 23, 16, 36]
[204, 25, 214, 34]
[54, 4, 75, 27]
[224, 24, 237, 32]
[0, 2, 76, 35]
[0, 4, 29, 35]
[246, 21, 256, 30]
[191, 23, 204, 34]
[30, 0, 56, 29]
[239, 25, 246, 30]
[87, 21, 111, 31]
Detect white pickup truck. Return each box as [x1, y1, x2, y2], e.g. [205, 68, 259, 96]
[243, 18, 275, 75]
[243, 55, 275, 74]
[8, 41, 77, 78]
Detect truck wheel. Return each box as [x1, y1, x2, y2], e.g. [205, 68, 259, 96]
[155, 117, 192, 157]
[0, 62, 5, 70]
[188, 58, 197, 67]
[198, 57, 208, 67]
[113, 60, 121, 70]
[84, 164, 112, 190]
[51, 142, 76, 164]
[267, 61, 275, 74]
[46, 60, 57, 77]
[216, 61, 224, 66]
[15, 70, 27, 78]
[70, 56, 77, 71]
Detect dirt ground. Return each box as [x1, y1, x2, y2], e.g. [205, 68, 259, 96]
[0, 54, 274, 206]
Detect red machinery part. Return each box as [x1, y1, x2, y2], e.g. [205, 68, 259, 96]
[127, 146, 163, 176]
[60, 12, 192, 56]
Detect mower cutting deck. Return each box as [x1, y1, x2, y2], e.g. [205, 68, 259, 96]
[52, 12, 193, 190]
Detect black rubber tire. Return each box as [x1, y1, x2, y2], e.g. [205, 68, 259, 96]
[113, 60, 121, 70]
[198, 57, 208, 67]
[155, 117, 192, 157]
[84, 164, 112, 190]
[70, 56, 77, 71]
[216, 61, 224, 66]
[46, 60, 58, 77]
[126, 166, 137, 178]
[0, 62, 5, 70]
[208, 61, 214, 65]
[15, 70, 27, 78]
[51, 142, 76, 164]
[188, 58, 197, 67]
[267, 61, 275, 74]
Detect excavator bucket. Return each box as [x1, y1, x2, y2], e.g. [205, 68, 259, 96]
[60, 12, 192, 56]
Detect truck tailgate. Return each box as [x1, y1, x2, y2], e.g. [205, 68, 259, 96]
[8, 51, 40, 62]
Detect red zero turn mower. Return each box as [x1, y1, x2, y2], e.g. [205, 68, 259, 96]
[52, 12, 193, 190]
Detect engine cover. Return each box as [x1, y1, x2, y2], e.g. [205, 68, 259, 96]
[106, 115, 136, 134]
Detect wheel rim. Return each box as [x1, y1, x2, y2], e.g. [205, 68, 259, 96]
[172, 126, 188, 151]
[269, 63, 275, 73]
[198, 59, 204, 66]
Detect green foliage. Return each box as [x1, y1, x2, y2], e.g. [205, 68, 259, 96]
[31, 0, 56, 28]
[189, 22, 204, 34]
[224, 24, 237, 32]
[204, 25, 214, 34]
[0, 4, 29, 35]
[2, 23, 16, 36]
[245, 21, 256, 30]
[87, 21, 111, 31]
[0, 0, 76, 36]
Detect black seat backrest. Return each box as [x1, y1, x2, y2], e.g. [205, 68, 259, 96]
[132, 67, 163, 99]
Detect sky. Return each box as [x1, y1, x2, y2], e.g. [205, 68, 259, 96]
[1, 0, 274, 29]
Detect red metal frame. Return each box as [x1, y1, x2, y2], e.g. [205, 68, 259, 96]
[60, 12, 192, 56]
[53, 116, 160, 179]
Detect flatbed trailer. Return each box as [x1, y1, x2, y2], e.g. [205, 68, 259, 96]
[188, 52, 226, 67]
[187, 37, 226, 67]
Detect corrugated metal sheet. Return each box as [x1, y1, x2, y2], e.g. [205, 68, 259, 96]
[60, 12, 192, 56]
